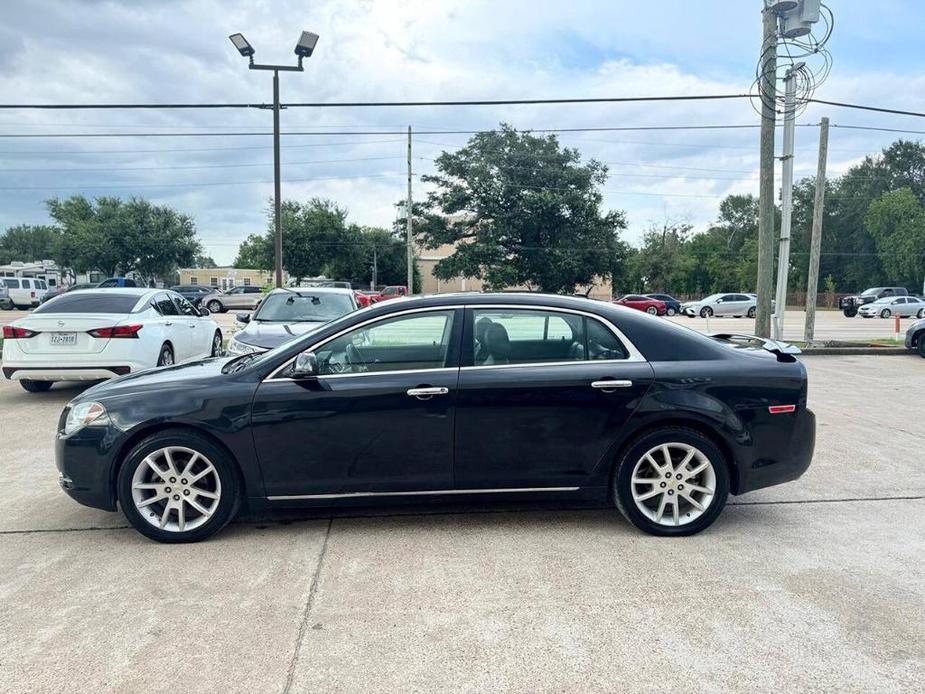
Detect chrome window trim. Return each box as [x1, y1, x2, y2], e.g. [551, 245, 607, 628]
[264, 301, 646, 382]
[465, 303, 646, 364]
[267, 486, 581, 501]
[266, 366, 459, 383]
[265, 305, 459, 380]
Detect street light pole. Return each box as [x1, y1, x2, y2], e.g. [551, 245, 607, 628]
[229, 31, 319, 289]
[272, 70, 283, 288]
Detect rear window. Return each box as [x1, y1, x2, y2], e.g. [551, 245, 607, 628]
[3, 278, 20, 289]
[33, 293, 141, 314]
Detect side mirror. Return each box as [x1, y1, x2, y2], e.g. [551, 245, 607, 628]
[236, 312, 250, 324]
[199, 307, 211, 317]
[291, 351, 318, 379]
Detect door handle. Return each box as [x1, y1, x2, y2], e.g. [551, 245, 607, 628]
[406, 386, 450, 400]
[591, 379, 632, 391]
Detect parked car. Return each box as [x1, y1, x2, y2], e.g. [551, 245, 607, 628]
[645, 293, 682, 316]
[905, 317, 925, 358]
[614, 294, 667, 316]
[1, 288, 222, 392]
[857, 295, 925, 319]
[227, 287, 358, 355]
[370, 285, 408, 303]
[1, 277, 47, 308]
[0, 282, 11, 309]
[40, 282, 100, 304]
[170, 285, 216, 307]
[354, 291, 374, 308]
[96, 277, 138, 288]
[839, 287, 908, 317]
[682, 293, 760, 318]
[53, 293, 814, 543]
[201, 285, 264, 313]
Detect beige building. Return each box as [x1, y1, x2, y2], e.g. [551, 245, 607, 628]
[177, 267, 281, 291]
[417, 243, 613, 299]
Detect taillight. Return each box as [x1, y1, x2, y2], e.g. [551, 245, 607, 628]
[2, 325, 38, 339]
[768, 405, 797, 414]
[87, 324, 143, 339]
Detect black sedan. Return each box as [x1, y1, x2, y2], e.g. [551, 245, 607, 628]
[55, 293, 815, 543]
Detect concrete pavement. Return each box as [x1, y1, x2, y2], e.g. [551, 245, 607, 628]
[0, 357, 923, 692]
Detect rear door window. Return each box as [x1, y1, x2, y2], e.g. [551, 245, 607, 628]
[3, 279, 20, 289]
[153, 293, 180, 316]
[33, 293, 141, 314]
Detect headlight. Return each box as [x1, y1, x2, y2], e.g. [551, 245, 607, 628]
[64, 401, 110, 435]
[227, 337, 263, 355]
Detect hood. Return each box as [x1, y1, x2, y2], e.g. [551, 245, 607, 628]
[75, 357, 234, 402]
[234, 320, 326, 349]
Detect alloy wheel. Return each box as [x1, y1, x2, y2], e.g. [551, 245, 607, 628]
[158, 345, 174, 367]
[211, 332, 223, 357]
[881, 309, 891, 319]
[666, 308, 677, 316]
[646, 306, 658, 315]
[700, 307, 713, 318]
[630, 443, 716, 527]
[130, 446, 222, 533]
[208, 300, 222, 313]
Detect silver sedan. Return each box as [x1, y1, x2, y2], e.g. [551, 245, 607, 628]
[857, 296, 925, 319]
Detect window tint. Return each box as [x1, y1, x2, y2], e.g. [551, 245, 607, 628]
[719, 294, 736, 302]
[173, 294, 198, 316]
[245, 287, 262, 294]
[733, 294, 750, 302]
[3, 278, 20, 289]
[153, 293, 179, 316]
[36, 280, 47, 289]
[22, 279, 32, 289]
[314, 310, 455, 375]
[473, 309, 585, 366]
[585, 317, 629, 360]
[34, 293, 141, 314]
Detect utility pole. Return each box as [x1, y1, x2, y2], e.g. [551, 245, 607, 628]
[406, 125, 414, 294]
[371, 245, 378, 291]
[755, 4, 778, 338]
[772, 66, 798, 340]
[803, 116, 829, 343]
[272, 70, 283, 288]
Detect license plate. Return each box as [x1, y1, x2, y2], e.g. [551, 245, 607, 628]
[50, 332, 77, 346]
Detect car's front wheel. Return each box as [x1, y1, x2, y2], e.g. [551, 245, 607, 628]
[117, 430, 241, 543]
[210, 330, 223, 357]
[918, 334, 925, 358]
[20, 379, 52, 393]
[881, 309, 891, 319]
[918, 308, 925, 319]
[666, 307, 677, 316]
[700, 306, 713, 318]
[614, 428, 729, 536]
[207, 299, 223, 313]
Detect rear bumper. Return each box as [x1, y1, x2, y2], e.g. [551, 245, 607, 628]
[2, 364, 139, 381]
[735, 407, 816, 494]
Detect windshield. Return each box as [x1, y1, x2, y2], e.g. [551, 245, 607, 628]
[860, 288, 882, 296]
[702, 293, 724, 302]
[254, 292, 354, 322]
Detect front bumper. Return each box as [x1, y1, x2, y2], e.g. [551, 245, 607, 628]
[55, 423, 121, 511]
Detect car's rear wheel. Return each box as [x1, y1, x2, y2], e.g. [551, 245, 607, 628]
[117, 431, 241, 543]
[918, 308, 925, 319]
[918, 333, 925, 358]
[646, 306, 658, 315]
[614, 428, 729, 536]
[747, 306, 756, 318]
[700, 306, 713, 318]
[210, 331, 223, 357]
[20, 379, 52, 393]
[157, 343, 174, 367]
[881, 309, 891, 319]
[207, 299, 223, 313]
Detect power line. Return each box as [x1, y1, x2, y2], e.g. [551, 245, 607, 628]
[0, 155, 401, 174]
[807, 98, 925, 119]
[0, 172, 406, 191]
[0, 138, 405, 156]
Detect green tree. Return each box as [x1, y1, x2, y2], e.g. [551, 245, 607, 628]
[415, 124, 628, 293]
[233, 234, 272, 270]
[865, 188, 925, 289]
[0, 224, 62, 265]
[634, 219, 692, 292]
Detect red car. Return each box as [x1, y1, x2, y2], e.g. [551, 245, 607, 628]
[614, 294, 667, 316]
[354, 291, 374, 308]
[370, 285, 409, 303]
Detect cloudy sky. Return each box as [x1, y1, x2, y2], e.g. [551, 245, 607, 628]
[2, 0, 925, 264]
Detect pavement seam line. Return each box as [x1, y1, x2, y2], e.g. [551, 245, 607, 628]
[282, 517, 333, 694]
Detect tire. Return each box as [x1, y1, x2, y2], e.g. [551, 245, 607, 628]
[918, 308, 925, 320]
[699, 306, 713, 318]
[918, 332, 925, 358]
[156, 343, 174, 367]
[646, 306, 658, 315]
[613, 427, 730, 537]
[843, 309, 857, 318]
[207, 300, 223, 313]
[210, 330, 223, 357]
[116, 429, 242, 543]
[880, 309, 891, 319]
[747, 306, 756, 319]
[666, 307, 677, 317]
[20, 379, 52, 393]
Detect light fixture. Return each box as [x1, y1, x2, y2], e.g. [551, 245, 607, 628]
[766, 0, 798, 11]
[294, 31, 319, 58]
[228, 33, 254, 58]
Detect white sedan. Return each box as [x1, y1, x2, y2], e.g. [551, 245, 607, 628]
[1, 288, 223, 392]
[857, 295, 925, 319]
